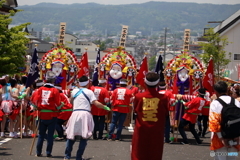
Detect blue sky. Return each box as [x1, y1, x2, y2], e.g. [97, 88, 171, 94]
[18, 0, 240, 6]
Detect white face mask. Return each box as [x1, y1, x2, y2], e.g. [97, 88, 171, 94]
[52, 62, 63, 76]
[109, 64, 122, 79]
[178, 68, 189, 82]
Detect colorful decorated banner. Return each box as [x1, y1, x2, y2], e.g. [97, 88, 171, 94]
[40, 47, 79, 89]
[58, 22, 66, 44]
[119, 25, 128, 48]
[183, 29, 191, 51]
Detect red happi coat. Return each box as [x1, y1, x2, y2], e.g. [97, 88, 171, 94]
[131, 88, 168, 160]
[111, 87, 133, 113]
[32, 85, 61, 120]
[57, 93, 72, 120]
[91, 86, 110, 116]
[183, 97, 206, 124]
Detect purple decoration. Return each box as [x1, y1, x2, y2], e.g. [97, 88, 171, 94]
[175, 77, 190, 120]
[55, 75, 64, 84]
[108, 76, 121, 91]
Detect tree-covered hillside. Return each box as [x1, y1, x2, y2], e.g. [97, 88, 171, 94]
[12, 2, 240, 35]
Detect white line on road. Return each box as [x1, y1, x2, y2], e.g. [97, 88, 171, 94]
[0, 138, 12, 146]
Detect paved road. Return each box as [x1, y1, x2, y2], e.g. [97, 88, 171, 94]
[0, 129, 219, 160]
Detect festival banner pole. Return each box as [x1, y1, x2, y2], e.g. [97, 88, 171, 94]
[29, 111, 39, 155]
[20, 103, 23, 139]
[119, 25, 128, 48]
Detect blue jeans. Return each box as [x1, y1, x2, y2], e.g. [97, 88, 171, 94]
[108, 111, 127, 139]
[93, 115, 105, 139]
[65, 138, 87, 160]
[36, 117, 57, 155]
[55, 118, 66, 138]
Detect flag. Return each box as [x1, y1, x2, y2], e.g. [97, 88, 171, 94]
[26, 48, 39, 88]
[155, 54, 165, 82]
[78, 51, 89, 78]
[203, 58, 214, 96]
[136, 55, 148, 88]
[92, 48, 101, 86]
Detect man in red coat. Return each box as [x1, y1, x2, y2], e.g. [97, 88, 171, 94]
[178, 88, 206, 144]
[131, 72, 169, 160]
[108, 79, 133, 141]
[32, 71, 62, 157]
[91, 79, 110, 140]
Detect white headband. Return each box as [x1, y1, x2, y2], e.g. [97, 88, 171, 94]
[198, 91, 205, 96]
[99, 79, 106, 83]
[120, 81, 127, 84]
[36, 82, 44, 87]
[159, 85, 166, 89]
[144, 78, 159, 86]
[55, 86, 62, 90]
[79, 81, 89, 86]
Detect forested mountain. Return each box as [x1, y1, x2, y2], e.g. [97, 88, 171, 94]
[12, 1, 240, 35]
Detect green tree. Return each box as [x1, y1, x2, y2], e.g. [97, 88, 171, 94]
[148, 55, 156, 71]
[105, 38, 113, 44]
[43, 36, 51, 42]
[0, 2, 30, 76]
[92, 40, 106, 51]
[199, 28, 231, 79]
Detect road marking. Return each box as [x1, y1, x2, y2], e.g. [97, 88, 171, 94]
[0, 138, 12, 146]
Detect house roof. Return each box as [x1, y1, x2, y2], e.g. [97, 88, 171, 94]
[214, 9, 240, 34]
[5, 0, 18, 7]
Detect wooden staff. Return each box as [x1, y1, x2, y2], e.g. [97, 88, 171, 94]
[24, 105, 27, 137]
[171, 105, 176, 142]
[176, 102, 183, 142]
[29, 112, 39, 155]
[20, 103, 23, 139]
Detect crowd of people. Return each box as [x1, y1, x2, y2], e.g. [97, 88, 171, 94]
[0, 72, 240, 160]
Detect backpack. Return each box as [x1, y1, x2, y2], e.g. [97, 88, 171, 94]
[216, 97, 240, 139]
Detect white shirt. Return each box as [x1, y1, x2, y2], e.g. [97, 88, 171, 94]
[210, 95, 240, 114]
[71, 88, 96, 111]
[210, 95, 240, 138]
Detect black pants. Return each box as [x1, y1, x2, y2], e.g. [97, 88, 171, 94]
[93, 115, 105, 139]
[197, 115, 209, 137]
[178, 118, 201, 143]
[55, 118, 66, 138]
[164, 116, 170, 142]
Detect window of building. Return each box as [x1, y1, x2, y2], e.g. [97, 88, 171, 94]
[76, 48, 81, 52]
[234, 54, 240, 60]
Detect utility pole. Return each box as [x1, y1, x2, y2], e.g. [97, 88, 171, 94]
[163, 28, 167, 64]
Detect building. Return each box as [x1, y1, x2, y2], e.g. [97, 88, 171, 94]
[0, 0, 17, 14]
[213, 9, 240, 81]
[29, 28, 43, 40]
[26, 35, 53, 59]
[64, 33, 101, 65]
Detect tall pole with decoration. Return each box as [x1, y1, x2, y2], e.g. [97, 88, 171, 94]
[58, 22, 66, 44]
[183, 29, 191, 51]
[119, 25, 128, 48]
